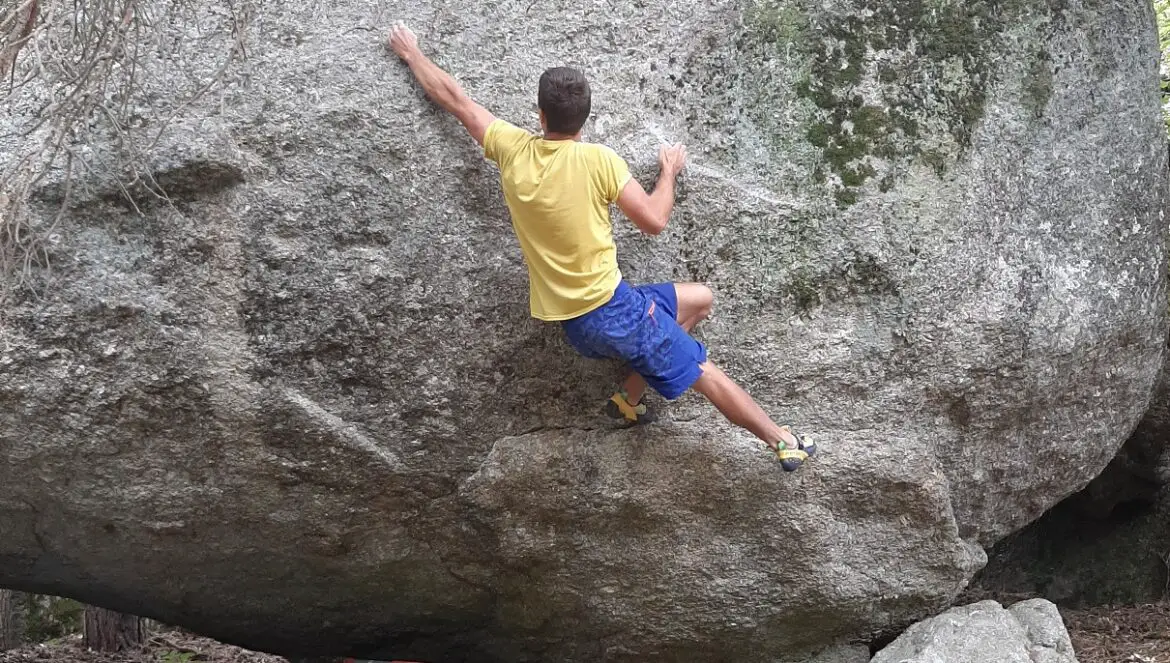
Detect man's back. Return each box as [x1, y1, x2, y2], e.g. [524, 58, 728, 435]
[484, 120, 631, 321]
[387, 34, 815, 470]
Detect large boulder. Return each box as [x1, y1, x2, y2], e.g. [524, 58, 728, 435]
[870, 599, 1078, 663]
[1, 0, 1166, 661]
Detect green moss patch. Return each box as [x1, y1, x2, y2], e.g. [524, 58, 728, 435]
[748, 0, 1054, 206]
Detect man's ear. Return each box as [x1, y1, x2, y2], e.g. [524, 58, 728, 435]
[539, 109, 547, 132]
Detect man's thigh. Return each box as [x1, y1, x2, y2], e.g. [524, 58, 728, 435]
[636, 282, 711, 323]
[628, 299, 709, 400]
[633, 283, 680, 320]
[672, 282, 713, 322]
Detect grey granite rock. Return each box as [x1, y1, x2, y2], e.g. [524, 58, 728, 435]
[871, 599, 1077, 663]
[0, 0, 1166, 661]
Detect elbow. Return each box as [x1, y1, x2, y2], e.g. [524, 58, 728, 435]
[637, 214, 668, 236]
[647, 216, 669, 236]
[629, 210, 668, 236]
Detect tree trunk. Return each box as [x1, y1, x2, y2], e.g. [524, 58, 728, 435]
[0, 589, 20, 650]
[83, 606, 143, 652]
[0, 0, 39, 79]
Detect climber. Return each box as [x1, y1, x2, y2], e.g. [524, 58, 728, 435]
[386, 21, 815, 470]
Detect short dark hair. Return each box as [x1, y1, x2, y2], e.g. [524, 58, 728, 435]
[538, 67, 591, 135]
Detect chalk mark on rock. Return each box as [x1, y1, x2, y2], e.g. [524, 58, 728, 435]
[643, 122, 803, 209]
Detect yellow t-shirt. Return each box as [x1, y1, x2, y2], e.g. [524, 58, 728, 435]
[483, 119, 632, 321]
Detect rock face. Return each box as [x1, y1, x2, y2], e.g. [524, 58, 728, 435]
[973, 343, 1170, 607]
[973, 365, 1170, 608]
[871, 599, 1078, 663]
[1111, 351, 1170, 508]
[1070, 343, 1170, 524]
[0, 0, 1166, 661]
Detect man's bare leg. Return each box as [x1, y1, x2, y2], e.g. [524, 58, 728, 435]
[608, 285, 803, 454]
[620, 375, 650, 408]
[691, 361, 799, 451]
[621, 283, 713, 406]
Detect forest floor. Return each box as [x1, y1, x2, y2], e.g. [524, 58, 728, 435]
[1066, 602, 1170, 663]
[0, 632, 284, 663]
[2, 607, 1170, 663]
[0, 631, 421, 663]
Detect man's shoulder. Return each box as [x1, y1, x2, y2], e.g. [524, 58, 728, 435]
[485, 119, 537, 164]
[579, 141, 625, 163]
[488, 118, 537, 141]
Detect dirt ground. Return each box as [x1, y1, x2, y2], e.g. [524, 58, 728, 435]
[1065, 603, 1170, 663]
[3, 608, 1170, 663]
[0, 631, 421, 663]
[0, 632, 284, 663]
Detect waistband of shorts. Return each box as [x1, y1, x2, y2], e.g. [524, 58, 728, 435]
[560, 281, 633, 328]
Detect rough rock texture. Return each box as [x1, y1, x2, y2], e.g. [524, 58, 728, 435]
[973, 344, 1170, 607]
[0, 0, 1167, 661]
[1072, 340, 1170, 522]
[871, 599, 1078, 663]
[973, 397, 1170, 607]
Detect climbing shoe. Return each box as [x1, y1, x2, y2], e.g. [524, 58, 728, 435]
[774, 426, 816, 472]
[603, 390, 657, 425]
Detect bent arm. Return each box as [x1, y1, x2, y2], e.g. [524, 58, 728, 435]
[616, 176, 676, 236]
[389, 22, 494, 145]
[617, 143, 686, 236]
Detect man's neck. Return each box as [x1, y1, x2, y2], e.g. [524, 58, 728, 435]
[542, 131, 582, 142]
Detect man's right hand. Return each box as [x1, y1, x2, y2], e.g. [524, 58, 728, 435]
[659, 143, 687, 178]
[388, 21, 421, 63]
[617, 143, 688, 236]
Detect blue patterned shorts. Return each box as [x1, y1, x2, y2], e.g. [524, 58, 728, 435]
[561, 281, 708, 400]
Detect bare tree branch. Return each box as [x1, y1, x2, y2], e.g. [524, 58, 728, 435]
[0, 0, 38, 81]
[0, 0, 252, 303]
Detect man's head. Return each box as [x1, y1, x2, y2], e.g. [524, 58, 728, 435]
[538, 67, 591, 136]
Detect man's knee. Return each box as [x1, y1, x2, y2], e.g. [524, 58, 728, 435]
[680, 283, 714, 322]
[691, 360, 725, 395]
[697, 284, 714, 320]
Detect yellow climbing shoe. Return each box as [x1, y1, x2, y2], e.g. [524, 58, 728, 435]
[603, 390, 657, 425]
[774, 427, 816, 472]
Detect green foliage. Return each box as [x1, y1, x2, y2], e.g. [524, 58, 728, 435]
[23, 595, 84, 643]
[1156, 0, 1170, 133]
[160, 650, 197, 663]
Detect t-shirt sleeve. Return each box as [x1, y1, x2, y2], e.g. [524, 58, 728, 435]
[598, 146, 633, 203]
[483, 119, 533, 166]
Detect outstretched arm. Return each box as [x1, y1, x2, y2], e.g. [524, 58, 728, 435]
[387, 21, 495, 145]
[616, 143, 687, 236]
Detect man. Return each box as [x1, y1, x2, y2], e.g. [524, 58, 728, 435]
[387, 22, 815, 470]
